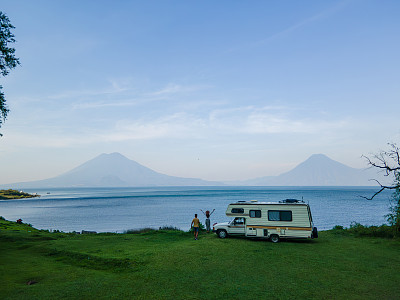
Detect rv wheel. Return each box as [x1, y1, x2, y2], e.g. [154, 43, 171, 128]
[269, 234, 280, 243]
[217, 230, 228, 239]
[312, 227, 318, 239]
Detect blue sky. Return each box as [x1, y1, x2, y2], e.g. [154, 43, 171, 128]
[1, 0, 399, 184]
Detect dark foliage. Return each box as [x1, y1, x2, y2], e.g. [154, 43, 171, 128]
[0, 11, 20, 135]
[332, 223, 397, 239]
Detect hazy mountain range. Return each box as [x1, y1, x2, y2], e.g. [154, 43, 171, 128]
[230, 154, 389, 186]
[3, 152, 390, 188]
[6, 153, 220, 188]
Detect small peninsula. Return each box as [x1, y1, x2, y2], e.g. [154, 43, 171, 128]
[0, 189, 40, 200]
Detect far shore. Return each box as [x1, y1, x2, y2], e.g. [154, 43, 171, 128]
[0, 189, 40, 200]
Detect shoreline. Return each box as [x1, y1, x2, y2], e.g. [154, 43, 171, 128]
[0, 189, 40, 200]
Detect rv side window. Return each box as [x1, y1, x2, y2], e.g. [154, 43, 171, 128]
[268, 210, 292, 221]
[231, 208, 244, 214]
[249, 210, 261, 218]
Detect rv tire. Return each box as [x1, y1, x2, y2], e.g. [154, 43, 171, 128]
[312, 227, 318, 239]
[269, 234, 280, 243]
[217, 229, 228, 239]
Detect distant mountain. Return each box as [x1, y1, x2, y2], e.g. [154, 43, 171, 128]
[3, 153, 391, 189]
[6, 153, 222, 188]
[232, 154, 390, 186]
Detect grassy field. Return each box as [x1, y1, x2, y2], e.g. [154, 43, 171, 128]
[1, 218, 399, 300]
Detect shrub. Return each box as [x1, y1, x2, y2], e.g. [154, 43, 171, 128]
[348, 222, 395, 238]
[125, 226, 184, 234]
[158, 226, 182, 231]
[124, 228, 155, 234]
[330, 225, 348, 235]
[332, 225, 344, 230]
[189, 221, 205, 233]
[386, 172, 400, 237]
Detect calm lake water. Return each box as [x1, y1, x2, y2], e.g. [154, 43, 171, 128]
[0, 187, 393, 233]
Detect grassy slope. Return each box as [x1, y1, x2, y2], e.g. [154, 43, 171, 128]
[1, 219, 399, 300]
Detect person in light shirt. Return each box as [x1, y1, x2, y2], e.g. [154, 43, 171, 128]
[191, 214, 200, 240]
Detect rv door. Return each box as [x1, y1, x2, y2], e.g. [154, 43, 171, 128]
[229, 217, 246, 235]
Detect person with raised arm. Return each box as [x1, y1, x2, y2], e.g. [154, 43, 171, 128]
[200, 209, 215, 233]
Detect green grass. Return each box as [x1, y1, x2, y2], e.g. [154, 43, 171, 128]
[1, 218, 399, 300]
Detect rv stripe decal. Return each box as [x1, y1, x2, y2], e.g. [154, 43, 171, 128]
[249, 226, 312, 231]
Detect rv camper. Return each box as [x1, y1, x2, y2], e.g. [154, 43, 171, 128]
[213, 199, 318, 243]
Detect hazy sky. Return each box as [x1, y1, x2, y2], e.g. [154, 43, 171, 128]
[1, 0, 399, 184]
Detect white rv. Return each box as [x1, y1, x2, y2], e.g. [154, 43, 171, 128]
[213, 199, 318, 243]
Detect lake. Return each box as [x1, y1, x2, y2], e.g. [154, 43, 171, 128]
[0, 186, 393, 233]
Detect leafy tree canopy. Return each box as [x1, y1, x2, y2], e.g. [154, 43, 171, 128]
[0, 11, 20, 136]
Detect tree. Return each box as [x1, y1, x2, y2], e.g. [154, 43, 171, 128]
[387, 172, 400, 234]
[363, 143, 400, 235]
[0, 11, 20, 136]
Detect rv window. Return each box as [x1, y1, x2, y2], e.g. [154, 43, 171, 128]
[233, 217, 245, 225]
[268, 211, 280, 221]
[249, 210, 261, 218]
[268, 210, 292, 221]
[231, 208, 244, 214]
[280, 211, 292, 221]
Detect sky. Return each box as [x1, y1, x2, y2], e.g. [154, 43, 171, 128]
[0, 0, 399, 184]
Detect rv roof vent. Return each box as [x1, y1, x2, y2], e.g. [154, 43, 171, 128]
[279, 199, 303, 204]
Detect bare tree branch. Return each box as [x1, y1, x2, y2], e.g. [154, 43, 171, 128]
[362, 143, 400, 200]
[360, 179, 398, 200]
[363, 143, 400, 174]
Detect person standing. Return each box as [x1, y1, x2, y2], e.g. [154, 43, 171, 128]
[191, 214, 200, 240]
[201, 209, 215, 233]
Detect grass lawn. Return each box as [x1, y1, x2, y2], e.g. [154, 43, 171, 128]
[1, 218, 399, 299]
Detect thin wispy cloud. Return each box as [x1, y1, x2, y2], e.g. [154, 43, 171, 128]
[209, 106, 349, 135]
[259, 0, 350, 43]
[72, 100, 139, 110]
[86, 105, 351, 142]
[48, 78, 134, 100]
[229, 0, 352, 52]
[48, 88, 119, 100]
[106, 113, 207, 141]
[150, 84, 186, 96]
[243, 113, 348, 134]
[57, 81, 210, 110]
[148, 83, 210, 97]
